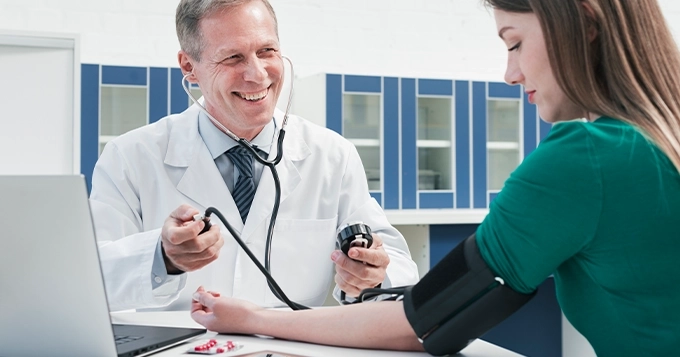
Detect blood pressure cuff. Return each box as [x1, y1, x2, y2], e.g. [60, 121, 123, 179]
[402, 234, 536, 356]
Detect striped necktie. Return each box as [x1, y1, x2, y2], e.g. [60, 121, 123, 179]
[225, 145, 257, 222]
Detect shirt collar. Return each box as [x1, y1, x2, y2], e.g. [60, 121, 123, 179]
[198, 111, 276, 159]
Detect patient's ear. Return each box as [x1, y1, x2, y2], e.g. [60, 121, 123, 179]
[581, 0, 599, 42]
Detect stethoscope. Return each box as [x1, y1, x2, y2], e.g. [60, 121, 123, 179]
[181, 56, 310, 310]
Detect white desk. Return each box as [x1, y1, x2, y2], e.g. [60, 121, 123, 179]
[111, 312, 523, 357]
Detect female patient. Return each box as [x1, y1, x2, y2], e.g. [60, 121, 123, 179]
[191, 0, 680, 355]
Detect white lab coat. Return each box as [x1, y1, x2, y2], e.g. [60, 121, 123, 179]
[91, 104, 419, 312]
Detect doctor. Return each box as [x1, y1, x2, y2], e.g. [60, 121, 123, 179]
[90, 0, 419, 312]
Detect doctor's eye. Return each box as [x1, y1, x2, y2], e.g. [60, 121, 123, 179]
[219, 54, 241, 64]
[258, 48, 279, 56]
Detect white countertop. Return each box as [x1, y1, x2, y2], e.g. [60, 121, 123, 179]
[111, 311, 523, 357]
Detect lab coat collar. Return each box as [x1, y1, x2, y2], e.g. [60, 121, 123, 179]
[165, 105, 311, 238]
[168, 103, 242, 230]
[164, 103, 203, 168]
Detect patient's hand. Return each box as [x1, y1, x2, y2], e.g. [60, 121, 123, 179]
[191, 286, 263, 334]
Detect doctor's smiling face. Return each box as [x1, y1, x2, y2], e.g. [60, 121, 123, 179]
[495, 9, 583, 123]
[178, 0, 284, 140]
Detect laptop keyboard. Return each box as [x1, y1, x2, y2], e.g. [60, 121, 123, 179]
[114, 335, 144, 345]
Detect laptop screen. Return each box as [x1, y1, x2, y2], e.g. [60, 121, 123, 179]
[0, 176, 204, 357]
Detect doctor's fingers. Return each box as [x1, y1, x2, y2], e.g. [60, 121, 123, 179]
[166, 225, 222, 253]
[169, 234, 224, 259]
[169, 204, 202, 222]
[334, 271, 362, 297]
[164, 235, 224, 272]
[169, 252, 222, 272]
[347, 234, 389, 268]
[163, 218, 207, 245]
[334, 259, 383, 287]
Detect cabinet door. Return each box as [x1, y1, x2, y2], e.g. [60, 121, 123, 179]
[403, 79, 457, 209]
[487, 93, 522, 200]
[473, 82, 524, 208]
[81, 65, 150, 190]
[99, 85, 147, 154]
[326, 74, 386, 206]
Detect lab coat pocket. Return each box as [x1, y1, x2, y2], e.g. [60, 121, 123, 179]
[265, 216, 338, 306]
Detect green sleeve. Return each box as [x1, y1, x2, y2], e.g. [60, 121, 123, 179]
[477, 122, 603, 294]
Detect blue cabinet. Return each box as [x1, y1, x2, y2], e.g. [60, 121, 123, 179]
[401, 78, 456, 209]
[324, 74, 388, 206]
[306, 73, 551, 210]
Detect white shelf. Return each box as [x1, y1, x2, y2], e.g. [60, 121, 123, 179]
[385, 209, 489, 225]
[100, 135, 117, 144]
[348, 138, 380, 147]
[100, 83, 146, 89]
[487, 141, 519, 150]
[417, 139, 451, 148]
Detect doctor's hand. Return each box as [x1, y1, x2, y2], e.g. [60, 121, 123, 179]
[161, 204, 224, 274]
[191, 286, 262, 334]
[331, 233, 389, 297]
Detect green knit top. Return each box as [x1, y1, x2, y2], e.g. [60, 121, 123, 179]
[477, 117, 680, 356]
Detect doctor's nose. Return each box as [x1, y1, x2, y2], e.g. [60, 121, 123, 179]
[243, 58, 268, 83]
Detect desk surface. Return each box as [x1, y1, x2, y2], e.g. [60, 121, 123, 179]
[111, 312, 522, 357]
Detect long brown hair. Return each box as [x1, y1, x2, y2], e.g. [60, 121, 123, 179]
[485, 0, 680, 172]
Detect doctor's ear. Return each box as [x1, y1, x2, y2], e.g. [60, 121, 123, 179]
[178, 50, 198, 82]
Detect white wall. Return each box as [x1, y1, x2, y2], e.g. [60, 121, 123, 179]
[0, 1, 499, 80]
[3, 0, 680, 79]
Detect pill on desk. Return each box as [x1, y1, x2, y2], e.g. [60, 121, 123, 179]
[187, 339, 242, 354]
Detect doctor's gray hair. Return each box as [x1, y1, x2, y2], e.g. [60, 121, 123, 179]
[176, 0, 279, 62]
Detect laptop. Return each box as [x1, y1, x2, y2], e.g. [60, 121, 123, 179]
[0, 175, 206, 357]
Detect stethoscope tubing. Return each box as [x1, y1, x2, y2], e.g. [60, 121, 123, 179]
[182, 56, 308, 309]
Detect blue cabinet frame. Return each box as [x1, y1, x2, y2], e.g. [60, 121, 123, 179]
[325, 74, 393, 206]
[404, 78, 456, 209]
